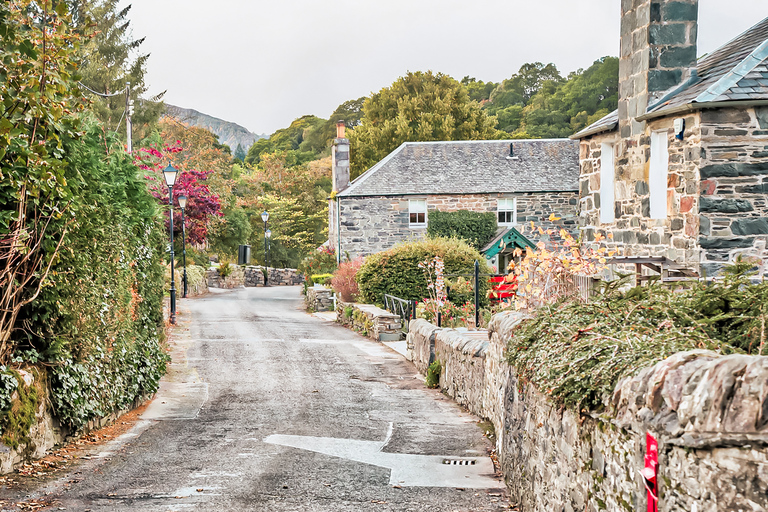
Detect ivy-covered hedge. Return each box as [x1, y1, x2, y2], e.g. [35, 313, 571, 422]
[16, 125, 168, 430]
[427, 210, 497, 250]
[356, 237, 492, 306]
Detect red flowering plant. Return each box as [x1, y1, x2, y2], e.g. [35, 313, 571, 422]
[134, 142, 223, 245]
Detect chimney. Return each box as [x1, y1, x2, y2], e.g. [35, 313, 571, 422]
[332, 120, 350, 193]
[619, 0, 698, 137]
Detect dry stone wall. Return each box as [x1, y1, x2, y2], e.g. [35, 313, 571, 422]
[207, 266, 303, 288]
[335, 301, 402, 341]
[408, 313, 768, 511]
[305, 286, 334, 312]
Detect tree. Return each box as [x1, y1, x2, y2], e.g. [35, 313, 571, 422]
[349, 71, 501, 177]
[68, 0, 163, 142]
[0, 0, 86, 359]
[234, 143, 246, 162]
[461, 77, 497, 103]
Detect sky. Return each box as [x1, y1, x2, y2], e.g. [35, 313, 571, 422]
[120, 0, 768, 135]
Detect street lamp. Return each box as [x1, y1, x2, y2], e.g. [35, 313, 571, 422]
[163, 164, 179, 324]
[266, 229, 272, 282]
[178, 194, 188, 298]
[261, 210, 269, 285]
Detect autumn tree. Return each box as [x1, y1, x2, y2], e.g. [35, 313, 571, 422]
[349, 71, 501, 177]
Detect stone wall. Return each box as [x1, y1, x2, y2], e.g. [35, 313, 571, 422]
[698, 106, 768, 275]
[408, 313, 768, 511]
[207, 266, 304, 288]
[334, 192, 579, 259]
[579, 114, 702, 268]
[335, 301, 402, 341]
[305, 286, 334, 312]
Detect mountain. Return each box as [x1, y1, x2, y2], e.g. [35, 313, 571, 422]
[163, 104, 266, 151]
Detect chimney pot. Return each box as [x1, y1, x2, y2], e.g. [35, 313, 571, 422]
[336, 121, 346, 139]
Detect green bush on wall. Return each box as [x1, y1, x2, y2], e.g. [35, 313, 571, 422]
[427, 210, 498, 250]
[355, 237, 492, 306]
[311, 274, 334, 285]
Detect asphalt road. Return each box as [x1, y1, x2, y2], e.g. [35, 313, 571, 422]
[6, 286, 508, 511]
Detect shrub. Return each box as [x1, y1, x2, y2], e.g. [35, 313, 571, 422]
[426, 360, 442, 388]
[427, 210, 497, 250]
[356, 237, 492, 306]
[218, 260, 234, 278]
[299, 246, 337, 281]
[331, 258, 364, 302]
[311, 274, 334, 285]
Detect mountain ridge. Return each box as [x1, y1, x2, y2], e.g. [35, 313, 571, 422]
[163, 104, 266, 151]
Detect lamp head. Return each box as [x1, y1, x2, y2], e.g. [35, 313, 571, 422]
[162, 164, 179, 187]
[178, 195, 188, 209]
[261, 210, 269, 223]
[265, 229, 272, 239]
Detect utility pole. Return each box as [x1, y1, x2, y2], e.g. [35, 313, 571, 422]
[126, 82, 133, 154]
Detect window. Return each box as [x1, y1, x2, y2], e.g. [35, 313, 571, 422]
[649, 131, 669, 219]
[409, 199, 427, 227]
[498, 198, 517, 226]
[600, 143, 615, 224]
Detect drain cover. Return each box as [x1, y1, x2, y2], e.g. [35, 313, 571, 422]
[442, 459, 476, 466]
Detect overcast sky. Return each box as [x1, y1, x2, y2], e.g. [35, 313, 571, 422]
[119, 0, 768, 135]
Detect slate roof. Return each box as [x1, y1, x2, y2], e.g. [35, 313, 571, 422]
[573, 16, 768, 139]
[338, 139, 579, 198]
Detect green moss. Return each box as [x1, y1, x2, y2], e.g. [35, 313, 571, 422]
[1, 370, 41, 449]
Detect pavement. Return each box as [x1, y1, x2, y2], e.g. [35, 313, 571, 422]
[1, 285, 508, 511]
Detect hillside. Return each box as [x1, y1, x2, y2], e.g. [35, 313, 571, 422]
[163, 104, 266, 151]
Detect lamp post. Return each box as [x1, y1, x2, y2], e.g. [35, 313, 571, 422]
[261, 210, 269, 285]
[178, 194, 188, 298]
[162, 164, 179, 324]
[266, 229, 272, 283]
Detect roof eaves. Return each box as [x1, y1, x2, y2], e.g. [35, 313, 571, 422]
[337, 142, 409, 197]
[636, 98, 768, 121]
[570, 120, 618, 139]
[695, 39, 768, 103]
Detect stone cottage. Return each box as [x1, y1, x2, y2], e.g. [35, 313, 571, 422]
[328, 123, 580, 270]
[573, 1, 768, 276]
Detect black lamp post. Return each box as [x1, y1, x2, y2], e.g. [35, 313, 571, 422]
[261, 210, 269, 285]
[266, 228, 272, 281]
[178, 194, 188, 298]
[162, 164, 179, 324]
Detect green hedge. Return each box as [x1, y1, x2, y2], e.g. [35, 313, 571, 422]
[427, 210, 497, 250]
[16, 125, 168, 431]
[356, 237, 491, 306]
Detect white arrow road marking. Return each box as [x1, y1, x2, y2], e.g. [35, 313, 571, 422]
[264, 424, 499, 488]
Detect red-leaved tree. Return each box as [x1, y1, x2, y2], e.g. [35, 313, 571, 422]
[134, 143, 222, 245]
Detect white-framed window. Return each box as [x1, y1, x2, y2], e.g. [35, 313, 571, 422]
[497, 198, 517, 226]
[409, 199, 427, 228]
[600, 143, 615, 224]
[649, 130, 669, 219]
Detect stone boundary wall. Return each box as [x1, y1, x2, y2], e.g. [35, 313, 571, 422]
[408, 314, 768, 511]
[0, 373, 151, 474]
[305, 286, 334, 312]
[335, 301, 402, 341]
[207, 266, 303, 289]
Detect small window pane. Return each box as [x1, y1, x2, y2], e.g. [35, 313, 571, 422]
[409, 200, 427, 227]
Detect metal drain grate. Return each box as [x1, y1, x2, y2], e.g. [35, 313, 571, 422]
[442, 459, 476, 466]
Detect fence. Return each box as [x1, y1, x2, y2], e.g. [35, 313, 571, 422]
[383, 294, 417, 333]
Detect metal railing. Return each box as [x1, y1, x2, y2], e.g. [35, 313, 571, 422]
[383, 294, 418, 332]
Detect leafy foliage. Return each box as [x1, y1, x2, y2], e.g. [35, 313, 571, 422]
[506, 265, 767, 412]
[349, 71, 503, 178]
[331, 258, 363, 302]
[0, 0, 87, 356]
[298, 246, 337, 281]
[427, 210, 497, 250]
[426, 360, 441, 388]
[356, 237, 491, 306]
[16, 125, 168, 430]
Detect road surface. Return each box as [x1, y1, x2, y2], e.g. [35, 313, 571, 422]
[4, 286, 508, 511]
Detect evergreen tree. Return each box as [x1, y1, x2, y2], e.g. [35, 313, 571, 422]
[68, 0, 163, 143]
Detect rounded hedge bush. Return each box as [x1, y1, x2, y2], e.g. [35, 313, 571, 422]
[356, 237, 492, 306]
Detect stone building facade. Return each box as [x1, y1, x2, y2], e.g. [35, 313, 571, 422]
[573, 1, 768, 276]
[329, 137, 580, 261]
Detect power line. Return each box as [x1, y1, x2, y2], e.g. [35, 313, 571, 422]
[77, 82, 127, 98]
